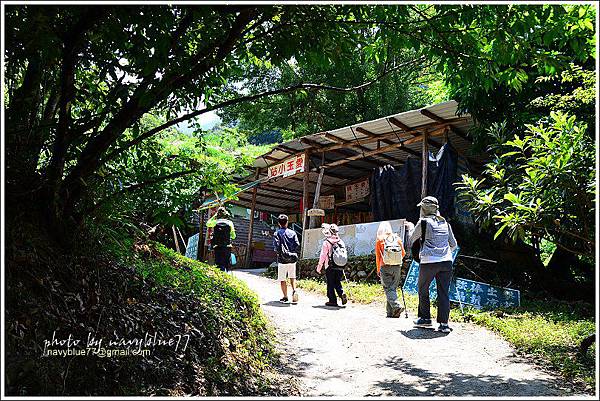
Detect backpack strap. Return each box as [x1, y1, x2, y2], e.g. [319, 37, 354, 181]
[420, 219, 427, 250]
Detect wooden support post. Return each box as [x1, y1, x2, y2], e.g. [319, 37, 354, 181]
[301, 149, 311, 258]
[172, 225, 181, 254]
[198, 209, 206, 260]
[245, 168, 260, 268]
[176, 227, 187, 248]
[421, 130, 429, 199]
[309, 167, 325, 228]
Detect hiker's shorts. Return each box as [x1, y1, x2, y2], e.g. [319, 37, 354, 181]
[277, 263, 297, 281]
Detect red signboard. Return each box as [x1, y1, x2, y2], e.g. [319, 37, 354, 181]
[267, 153, 306, 179]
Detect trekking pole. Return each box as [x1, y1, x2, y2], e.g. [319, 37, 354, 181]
[400, 287, 409, 318]
[342, 269, 354, 303]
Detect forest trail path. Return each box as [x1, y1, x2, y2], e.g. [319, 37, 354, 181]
[233, 269, 579, 397]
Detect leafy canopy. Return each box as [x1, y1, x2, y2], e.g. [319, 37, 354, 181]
[456, 112, 595, 257]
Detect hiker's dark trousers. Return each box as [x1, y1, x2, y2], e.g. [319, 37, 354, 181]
[417, 260, 452, 323]
[325, 268, 344, 304]
[214, 247, 231, 272]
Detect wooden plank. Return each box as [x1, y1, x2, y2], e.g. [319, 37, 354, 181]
[229, 200, 284, 213]
[422, 130, 429, 199]
[321, 127, 445, 168]
[172, 226, 181, 254]
[388, 116, 412, 132]
[286, 175, 337, 190]
[238, 192, 298, 206]
[309, 167, 325, 228]
[301, 149, 310, 258]
[309, 153, 371, 175]
[420, 108, 447, 123]
[276, 144, 300, 154]
[245, 168, 260, 267]
[198, 208, 205, 260]
[331, 127, 402, 164]
[355, 129, 421, 159]
[259, 185, 303, 197]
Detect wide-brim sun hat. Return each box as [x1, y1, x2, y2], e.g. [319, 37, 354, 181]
[321, 223, 340, 237]
[417, 196, 439, 207]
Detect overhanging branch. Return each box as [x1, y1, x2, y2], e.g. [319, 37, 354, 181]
[87, 169, 197, 215]
[101, 55, 425, 164]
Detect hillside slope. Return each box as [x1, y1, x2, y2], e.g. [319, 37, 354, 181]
[5, 224, 296, 396]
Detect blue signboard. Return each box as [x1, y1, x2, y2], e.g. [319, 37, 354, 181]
[402, 247, 520, 309]
[450, 277, 520, 309]
[185, 234, 199, 260]
[402, 247, 460, 301]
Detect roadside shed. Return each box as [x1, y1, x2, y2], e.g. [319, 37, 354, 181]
[213, 100, 482, 265]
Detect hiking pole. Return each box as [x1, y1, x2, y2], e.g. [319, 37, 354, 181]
[399, 287, 409, 318]
[342, 269, 354, 303]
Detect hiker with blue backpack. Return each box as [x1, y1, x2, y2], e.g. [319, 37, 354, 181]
[409, 196, 458, 333]
[316, 223, 348, 307]
[273, 214, 300, 303]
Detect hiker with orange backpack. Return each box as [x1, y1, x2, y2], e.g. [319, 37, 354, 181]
[375, 221, 406, 318]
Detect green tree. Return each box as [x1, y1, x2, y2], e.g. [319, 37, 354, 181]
[4, 4, 594, 238]
[456, 112, 595, 258]
[219, 52, 442, 139]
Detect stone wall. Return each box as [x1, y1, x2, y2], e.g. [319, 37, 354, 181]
[267, 255, 411, 284]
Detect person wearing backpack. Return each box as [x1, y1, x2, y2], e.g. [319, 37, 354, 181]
[409, 196, 458, 333]
[316, 224, 348, 307]
[375, 221, 406, 318]
[273, 214, 300, 303]
[207, 207, 236, 272]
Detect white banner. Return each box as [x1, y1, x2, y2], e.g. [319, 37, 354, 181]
[267, 153, 306, 179]
[345, 177, 369, 202]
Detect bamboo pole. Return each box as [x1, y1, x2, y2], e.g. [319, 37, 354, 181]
[198, 209, 206, 260]
[172, 225, 181, 253]
[245, 168, 260, 268]
[301, 150, 310, 258]
[421, 129, 429, 199]
[176, 226, 187, 248]
[309, 167, 325, 228]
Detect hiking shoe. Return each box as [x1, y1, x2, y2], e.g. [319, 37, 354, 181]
[392, 307, 405, 318]
[279, 297, 288, 303]
[438, 323, 453, 333]
[292, 291, 299, 303]
[341, 293, 348, 305]
[413, 318, 433, 328]
[325, 301, 339, 307]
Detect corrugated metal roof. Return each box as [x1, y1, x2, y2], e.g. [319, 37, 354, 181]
[229, 100, 482, 213]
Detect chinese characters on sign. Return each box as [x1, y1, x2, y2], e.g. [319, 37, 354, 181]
[345, 177, 369, 202]
[267, 153, 306, 179]
[449, 278, 520, 309]
[185, 234, 199, 260]
[318, 195, 335, 210]
[401, 248, 520, 309]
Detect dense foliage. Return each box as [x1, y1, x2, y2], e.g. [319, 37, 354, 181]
[5, 219, 291, 396]
[4, 4, 595, 238]
[457, 112, 595, 258]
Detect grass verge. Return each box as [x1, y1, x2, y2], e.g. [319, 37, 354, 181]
[287, 276, 596, 392]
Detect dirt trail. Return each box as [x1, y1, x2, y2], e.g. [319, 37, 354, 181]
[233, 269, 585, 397]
